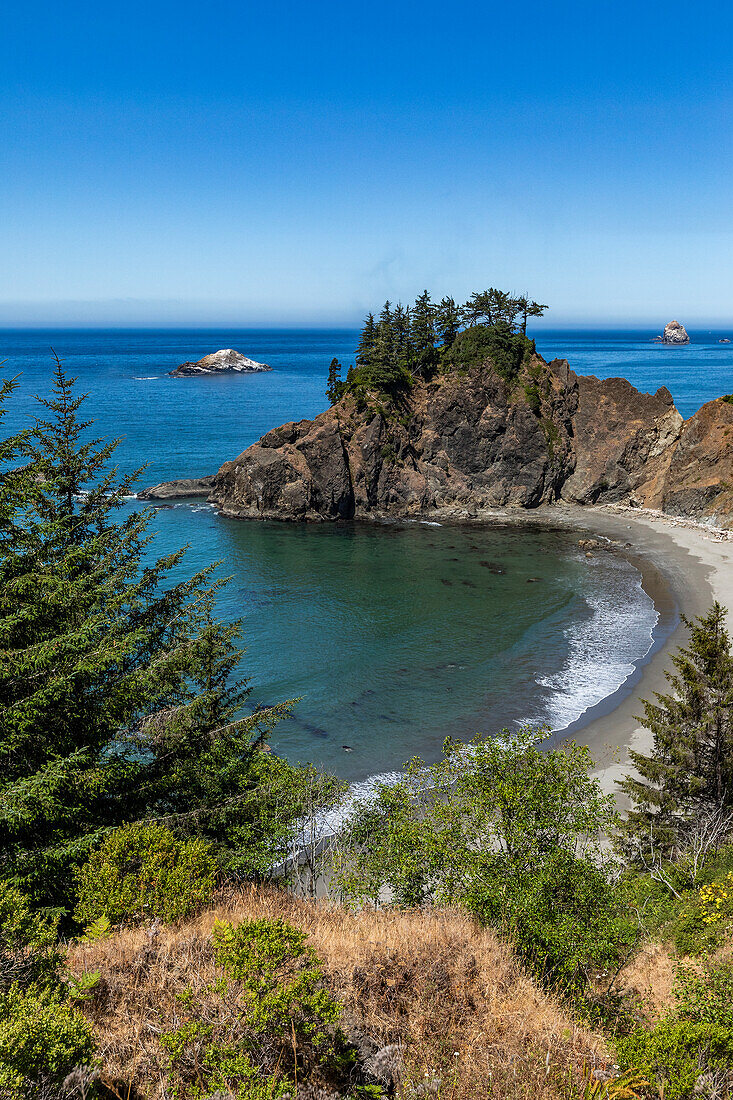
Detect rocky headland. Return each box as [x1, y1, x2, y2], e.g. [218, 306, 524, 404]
[658, 320, 690, 345]
[168, 349, 271, 377]
[147, 348, 733, 529]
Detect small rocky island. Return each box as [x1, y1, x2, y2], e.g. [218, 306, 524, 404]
[168, 348, 271, 377]
[659, 320, 690, 345]
[145, 291, 733, 528]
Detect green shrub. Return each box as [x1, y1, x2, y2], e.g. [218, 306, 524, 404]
[161, 919, 357, 1099]
[444, 323, 533, 383]
[674, 959, 733, 1029]
[617, 960, 733, 1099]
[212, 917, 342, 1047]
[74, 821, 217, 926]
[463, 850, 633, 995]
[0, 984, 96, 1098]
[0, 880, 61, 992]
[617, 1020, 733, 1099]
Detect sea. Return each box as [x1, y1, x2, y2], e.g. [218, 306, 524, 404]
[1, 327, 731, 788]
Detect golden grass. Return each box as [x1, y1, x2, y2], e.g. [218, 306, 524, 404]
[68, 886, 611, 1100]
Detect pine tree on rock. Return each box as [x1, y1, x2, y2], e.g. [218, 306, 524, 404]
[326, 358, 342, 405]
[436, 297, 461, 349]
[410, 290, 437, 377]
[619, 603, 733, 855]
[355, 313, 377, 368]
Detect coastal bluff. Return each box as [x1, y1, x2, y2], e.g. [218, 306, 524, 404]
[150, 353, 733, 528]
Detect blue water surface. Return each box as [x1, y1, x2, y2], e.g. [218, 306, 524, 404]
[0, 326, 719, 781]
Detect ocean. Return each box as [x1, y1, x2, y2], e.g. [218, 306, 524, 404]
[1, 326, 730, 784]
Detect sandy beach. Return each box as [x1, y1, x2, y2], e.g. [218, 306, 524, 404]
[552, 504, 733, 795]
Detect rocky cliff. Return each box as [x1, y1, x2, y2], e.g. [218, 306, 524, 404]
[151, 352, 733, 529]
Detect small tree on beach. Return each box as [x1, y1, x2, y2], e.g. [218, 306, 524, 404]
[619, 603, 733, 858]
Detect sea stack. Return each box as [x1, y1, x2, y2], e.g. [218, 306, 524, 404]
[168, 349, 272, 377]
[660, 320, 690, 345]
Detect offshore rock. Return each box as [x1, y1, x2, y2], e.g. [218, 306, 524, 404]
[138, 476, 216, 500]
[169, 349, 271, 377]
[660, 320, 690, 345]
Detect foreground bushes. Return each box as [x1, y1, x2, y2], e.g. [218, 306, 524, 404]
[0, 882, 97, 1098]
[617, 960, 733, 1099]
[335, 730, 631, 997]
[159, 917, 369, 1098]
[74, 821, 218, 926]
[0, 985, 96, 1098]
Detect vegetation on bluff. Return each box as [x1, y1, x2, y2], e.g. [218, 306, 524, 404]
[326, 288, 547, 404]
[1, 360, 733, 1099]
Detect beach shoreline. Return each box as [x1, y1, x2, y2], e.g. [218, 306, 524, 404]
[393, 500, 731, 795]
[503, 503, 731, 795]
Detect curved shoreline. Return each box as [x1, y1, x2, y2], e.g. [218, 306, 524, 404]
[462, 502, 730, 795]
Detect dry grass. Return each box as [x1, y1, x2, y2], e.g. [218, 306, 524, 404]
[619, 935, 733, 1021]
[67, 886, 611, 1100]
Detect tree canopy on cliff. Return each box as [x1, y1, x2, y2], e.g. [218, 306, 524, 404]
[327, 288, 547, 404]
[0, 359, 339, 913]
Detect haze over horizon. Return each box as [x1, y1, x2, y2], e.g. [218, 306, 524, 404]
[3, 0, 732, 328]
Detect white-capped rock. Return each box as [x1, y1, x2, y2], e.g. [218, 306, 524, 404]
[169, 349, 272, 376]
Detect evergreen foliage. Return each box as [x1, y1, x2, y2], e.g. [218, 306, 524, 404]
[0, 984, 97, 1099]
[326, 357, 343, 404]
[336, 287, 546, 401]
[0, 359, 336, 913]
[619, 603, 733, 856]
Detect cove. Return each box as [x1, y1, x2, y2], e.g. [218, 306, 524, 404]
[143, 503, 660, 787]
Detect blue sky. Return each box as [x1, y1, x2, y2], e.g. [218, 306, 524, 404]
[2, 0, 732, 326]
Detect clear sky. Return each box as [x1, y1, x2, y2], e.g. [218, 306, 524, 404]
[2, 0, 732, 327]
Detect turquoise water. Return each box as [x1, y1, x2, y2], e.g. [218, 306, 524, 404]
[2, 325, 723, 782]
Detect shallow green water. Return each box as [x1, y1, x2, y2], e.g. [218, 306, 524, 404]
[147, 506, 659, 786]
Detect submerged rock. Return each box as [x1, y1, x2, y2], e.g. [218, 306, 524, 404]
[660, 320, 690, 345]
[169, 349, 271, 377]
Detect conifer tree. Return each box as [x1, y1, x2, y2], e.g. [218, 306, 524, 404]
[326, 358, 342, 404]
[515, 295, 548, 335]
[436, 296, 461, 349]
[355, 312, 377, 367]
[410, 290, 437, 377]
[619, 603, 733, 854]
[391, 303, 413, 369]
[0, 359, 326, 909]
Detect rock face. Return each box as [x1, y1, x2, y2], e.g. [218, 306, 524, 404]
[138, 476, 215, 500]
[209, 357, 578, 521]
[168, 349, 271, 377]
[662, 398, 733, 522]
[561, 378, 683, 506]
[154, 353, 733, 529]
[660, 320, 690, 345]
